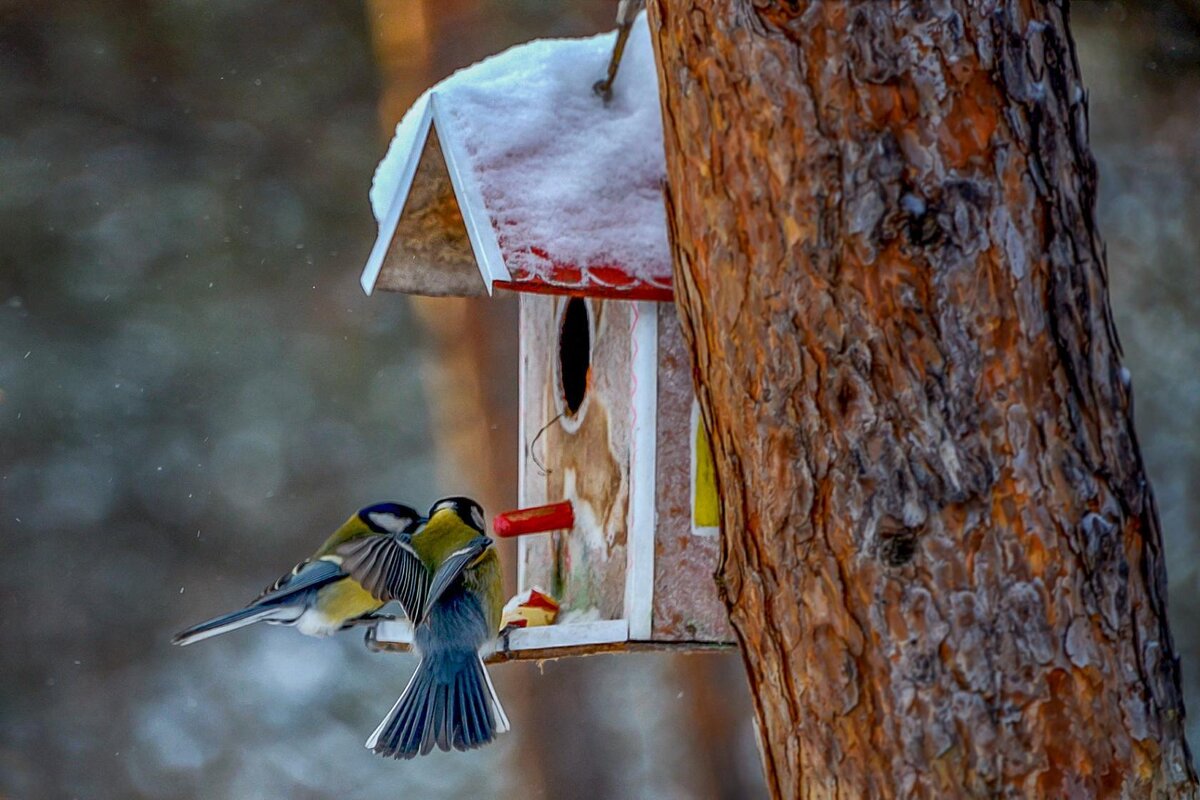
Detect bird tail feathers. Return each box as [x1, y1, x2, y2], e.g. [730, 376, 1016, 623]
[171, 604, 297, 646]
[366, 653, 507, 758]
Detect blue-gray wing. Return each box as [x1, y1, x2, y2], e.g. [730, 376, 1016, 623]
[336, 535, 429, 623]
[422, 536, 492, 623]
[253, 559, 343, 606]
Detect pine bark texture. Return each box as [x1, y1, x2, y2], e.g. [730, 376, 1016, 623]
[647, 1, 1197, 797]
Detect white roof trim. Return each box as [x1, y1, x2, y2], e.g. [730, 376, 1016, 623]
[430, 92, 511, 296]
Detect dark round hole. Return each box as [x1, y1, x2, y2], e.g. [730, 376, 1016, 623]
[559, 298, 590, 416]
[879, 530, 918, 567]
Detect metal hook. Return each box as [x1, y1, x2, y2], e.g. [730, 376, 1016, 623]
[528, 412, 564, 477]
[593, 0, 645, 102]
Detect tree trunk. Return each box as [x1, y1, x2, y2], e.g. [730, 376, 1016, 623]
[646, 1, 1196, 797]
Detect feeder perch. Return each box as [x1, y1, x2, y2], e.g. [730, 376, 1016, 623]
[363, 14, 734, 659]
[493, 500, 576, 538]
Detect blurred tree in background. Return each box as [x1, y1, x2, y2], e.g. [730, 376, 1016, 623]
[0, 1, 1196, 798]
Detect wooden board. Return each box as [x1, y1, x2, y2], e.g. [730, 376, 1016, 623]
[518, 294, 632, 624]
[366, 623, 734, 662]
[651, 303, 735, 642]
[375, 126, 488, 296]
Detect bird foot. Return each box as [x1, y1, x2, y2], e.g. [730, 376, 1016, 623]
[342, 613, 398, 630]
[363, 623, 381, 651]
[498, 622, 523, 654]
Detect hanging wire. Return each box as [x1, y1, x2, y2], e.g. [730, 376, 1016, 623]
[527, 412, 563, 477]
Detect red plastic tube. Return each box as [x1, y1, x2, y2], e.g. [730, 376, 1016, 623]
[493, 501, 575, 538]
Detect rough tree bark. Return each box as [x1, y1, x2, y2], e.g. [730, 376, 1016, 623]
[647, 1, 1196, 797]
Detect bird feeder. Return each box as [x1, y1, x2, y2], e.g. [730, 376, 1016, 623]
[361, 16, 733, 658]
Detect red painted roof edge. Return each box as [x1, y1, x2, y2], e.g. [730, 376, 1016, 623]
[493, 279, 674, 303]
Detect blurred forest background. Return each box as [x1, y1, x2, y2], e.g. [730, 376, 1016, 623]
[1, 1, 1198, 798]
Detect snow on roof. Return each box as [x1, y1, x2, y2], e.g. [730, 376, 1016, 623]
[362, 13, 672, 301]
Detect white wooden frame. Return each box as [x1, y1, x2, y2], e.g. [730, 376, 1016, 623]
[373, 617, 631, 651]
[625, 300, 658, 640]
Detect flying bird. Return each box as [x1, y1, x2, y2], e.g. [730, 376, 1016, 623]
[172, 502, 424, 646]
[366, 496, 509, 758]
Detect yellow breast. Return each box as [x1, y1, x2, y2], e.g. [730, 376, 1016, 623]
[316, 578, 383, 624]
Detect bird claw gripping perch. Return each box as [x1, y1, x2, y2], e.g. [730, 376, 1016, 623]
[363, 622, 383, 652]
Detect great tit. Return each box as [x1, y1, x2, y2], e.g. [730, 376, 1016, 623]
[172, 502, 424, 646]
[366, 496, 509, 758]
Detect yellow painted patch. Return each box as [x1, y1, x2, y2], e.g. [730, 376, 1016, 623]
[317, 578, 381, 624]
[694, 417, 719, 528]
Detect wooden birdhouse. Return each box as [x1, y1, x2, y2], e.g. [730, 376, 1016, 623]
[361, 16, 733, 658]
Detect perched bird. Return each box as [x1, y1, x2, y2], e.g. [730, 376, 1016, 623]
[366, 496, 509, 759]
[172, 502, 424, 646]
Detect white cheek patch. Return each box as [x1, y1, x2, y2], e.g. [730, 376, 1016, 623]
[369, 512, 411, 533]
[470, 505, 486, 532]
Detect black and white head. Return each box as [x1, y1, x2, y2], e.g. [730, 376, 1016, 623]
[428, 496, 487, 535]
[357, 502, 422, 535]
